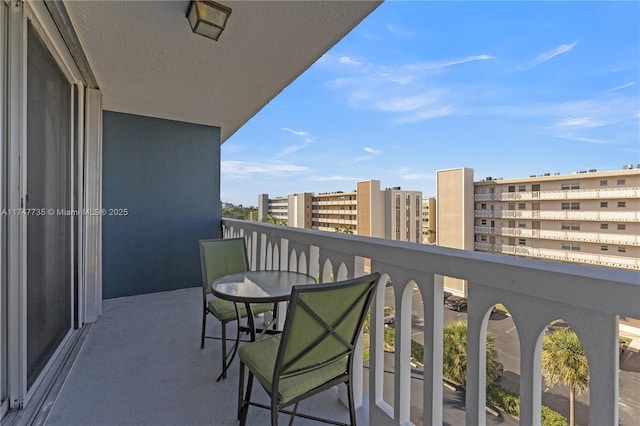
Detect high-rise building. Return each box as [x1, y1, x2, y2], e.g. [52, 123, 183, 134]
[381, 185, 423, 243]
[437, 166, 640, 295]
[258, 180, 423, 242]
[422, 196, 436, 244]
[313, 190, 358, 233]
[258, 194, 289, 224]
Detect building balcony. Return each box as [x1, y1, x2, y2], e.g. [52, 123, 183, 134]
[475, 187, 640, 201]
[475, 209, 640, 222]
[474, 242, 640, 270]
[220, 219, 638, 425]
[475, 226, 640, 246]
[313, 200, 358, 206]
[313, 209, 357, 215]
[35, 286, 363, 426]
[20, 219, 638, 425]
[312, 218, 358, 226]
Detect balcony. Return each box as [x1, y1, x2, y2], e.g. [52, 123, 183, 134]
[38, 287, 363, 426]
[313, 200, 358, 206]
[20, 219, 638, 425]
[219, 219, 638, 425]
[475, 187, 640, 201]
[474, 243, 640, 270]
[474, 226, 640, 246]
[475, 209, 640, 222]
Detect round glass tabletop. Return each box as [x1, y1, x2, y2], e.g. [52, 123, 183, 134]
[212, 270, 316, 304]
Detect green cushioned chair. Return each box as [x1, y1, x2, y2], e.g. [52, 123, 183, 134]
[199, 238, 274, 380]
[237, 272, 380, 426]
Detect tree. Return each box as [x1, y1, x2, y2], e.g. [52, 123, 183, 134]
[264, 214, 286, 226]
[442, 320, 502, 385]
[333, 224, 354, 234]
[541, 330, 589, 426]
[221, 205, 256, 220]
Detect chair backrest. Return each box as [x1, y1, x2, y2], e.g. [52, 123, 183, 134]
[199, 238, 249, 295]
[273, 272, 380, 387]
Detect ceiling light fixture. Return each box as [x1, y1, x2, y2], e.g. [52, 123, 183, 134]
[187, 0, 232, 41]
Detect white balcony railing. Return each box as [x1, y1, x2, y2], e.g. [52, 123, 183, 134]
[474, 226, 640, 246]
[475, 187, 640, 201]
[475, 209, 640, 222]
[475, 243, 640, 270]
[223, 218, 639, 426]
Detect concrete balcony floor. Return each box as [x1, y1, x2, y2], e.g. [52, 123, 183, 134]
[44, 287, 367, 426]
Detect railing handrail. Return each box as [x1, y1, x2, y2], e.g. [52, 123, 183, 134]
[223, 217, 637, 425]
[223, 218, 639, 318]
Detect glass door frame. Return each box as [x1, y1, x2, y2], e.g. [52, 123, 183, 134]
[1, 0, 9, 417]
[4, 0, 86, 411]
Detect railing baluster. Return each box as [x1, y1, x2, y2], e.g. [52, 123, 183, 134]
[223, 219, 638, 426]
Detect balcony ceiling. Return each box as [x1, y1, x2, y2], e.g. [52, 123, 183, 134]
[64, 0, 381, 142]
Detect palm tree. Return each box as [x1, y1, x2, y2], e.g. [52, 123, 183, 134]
[333, 224, 354, 234]
[442, 320, 501, 385]
[541, 330, 589, 426]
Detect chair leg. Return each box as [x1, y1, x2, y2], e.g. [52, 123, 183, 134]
[220, 322, 227, 380]
[239, 371, 254, 426]
[347, 381, 356, 426]
[200, 310, 207, 349]
[238, 361, 245, 420]
[270, 402, 278, 426]
[287, 402, 299, 426]
[272, 303, 278, 330]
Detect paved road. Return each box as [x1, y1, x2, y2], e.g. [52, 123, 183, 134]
[363, 352, 518, 426]
[384, 286, 640, 425]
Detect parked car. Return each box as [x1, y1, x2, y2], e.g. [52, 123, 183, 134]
[384, 311, 395, 326]
[544, 320, 571, 334]
[445, 295, 468, 311]
[444, 291, 452, 301]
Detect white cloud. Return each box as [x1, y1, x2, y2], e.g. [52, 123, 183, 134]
[401, 172, 435, 181]
[353, 146, 381, 163]
[353, 155, 371, 163]
[553, 134, 611, 144]
[339, 56, 362, 67]
[322, 53, 491, 123]
[279, 127, 314, 155]
[364, 147, 381, 154]
[556, 117, 606, 128]
[310, 175, 363, 182]
[534, 42, 578, 64]
[282, 127, 307, 136]
[395, 106, 453, 124]
[409, 55, 494, 71]
[375, 93, 440, 112]
[222, 161, 310, 178]
[395, 168, 435, 181]
[280, 145, 304, 155]
[609, 81, 636, 91]
[483, 98, 637, 126]
[386, 23, 417, 38]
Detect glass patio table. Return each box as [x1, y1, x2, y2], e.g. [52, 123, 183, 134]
[211, 270, 316, 378]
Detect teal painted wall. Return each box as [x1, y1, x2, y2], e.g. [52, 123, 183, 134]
[102, 111, 220, 298]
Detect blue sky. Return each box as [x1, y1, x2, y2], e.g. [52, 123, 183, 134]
[221, 1, 639, 207]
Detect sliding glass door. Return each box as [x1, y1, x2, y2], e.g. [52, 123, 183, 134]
[0, 1, 8, 414]
[25, 22, 72, 388]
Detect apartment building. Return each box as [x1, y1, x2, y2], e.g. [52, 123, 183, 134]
[437, 167, 640, 291]
[314, 190, 358, 233]
[422, 196, 437, 244]
[375, 184, 421, 242]
[258, 180, 423, 242]
[258, 194, 289, 224]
